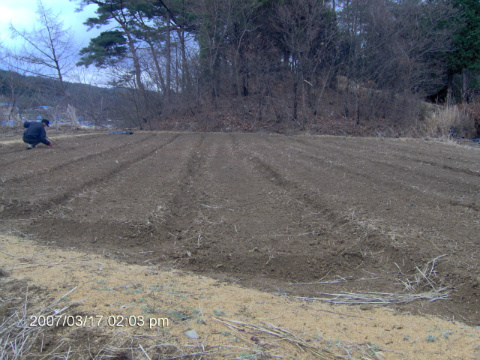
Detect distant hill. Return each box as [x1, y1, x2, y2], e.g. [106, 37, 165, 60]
[0, 70, 126, 127]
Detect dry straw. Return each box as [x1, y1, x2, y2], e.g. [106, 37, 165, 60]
[214, 317, 383, 359]
[0, 287, 76, 360]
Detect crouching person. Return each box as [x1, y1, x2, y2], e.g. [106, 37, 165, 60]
[23, 119, 53, 150]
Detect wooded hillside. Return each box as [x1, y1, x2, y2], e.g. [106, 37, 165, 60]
[2, 0, 480, 136]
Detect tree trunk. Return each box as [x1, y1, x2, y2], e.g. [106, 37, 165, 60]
[447, 70, 454, 107]
[293, 75, 298, 121]
[463, 69, 470, 104]
[176, 0, 189, 93]
[166, 13, 171, 99]
[122, 23, 150, 127]
[147, 40, 167, 94]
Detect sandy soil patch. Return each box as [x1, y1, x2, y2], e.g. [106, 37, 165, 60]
[1, 234, 479, 359]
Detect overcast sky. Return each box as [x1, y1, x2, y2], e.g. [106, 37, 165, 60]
[0, 0, 112, 84]
[0, 0, 102, 49]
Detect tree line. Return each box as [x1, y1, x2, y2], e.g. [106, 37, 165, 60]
[2, 0, 480, 134]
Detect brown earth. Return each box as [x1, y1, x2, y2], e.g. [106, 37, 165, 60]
[1, 233, 480, 360]
[1, 130, 480, 358]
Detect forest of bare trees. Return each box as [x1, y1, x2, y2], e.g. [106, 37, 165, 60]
[2, 0, 480, 137]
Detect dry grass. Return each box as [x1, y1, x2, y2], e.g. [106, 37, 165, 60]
[294, 290, 448, 306]
[214, 317, 384, 360]
[1, 283, 386, 360]
[422, 105, 475, 138]
[0, 286, 221, 360]
[2, 233, 480, 360]
[0, 287, 75, 360]
[293, 256, 450, 307]
[396, 255, 448, 293]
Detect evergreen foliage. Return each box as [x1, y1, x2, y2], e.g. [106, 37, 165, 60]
[3, 0, 480, 132]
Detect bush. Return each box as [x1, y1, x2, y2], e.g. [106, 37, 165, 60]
[422, 105, 478, 138]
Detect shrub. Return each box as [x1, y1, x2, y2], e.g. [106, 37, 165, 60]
[422, 105, 477, 138]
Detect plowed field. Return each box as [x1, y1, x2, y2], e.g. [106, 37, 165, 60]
[1, 132, 479, 325]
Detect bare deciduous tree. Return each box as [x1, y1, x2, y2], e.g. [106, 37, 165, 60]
[8, 0, 78, 97]
[336, 0, 456, 126]
[272, 0, 336, 124]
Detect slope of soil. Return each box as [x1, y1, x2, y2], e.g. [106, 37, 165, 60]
[1, 234, 480, 359]
[1, 131, 479, 332]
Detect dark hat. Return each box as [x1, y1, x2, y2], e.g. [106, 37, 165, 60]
[41, 119, 50, 127]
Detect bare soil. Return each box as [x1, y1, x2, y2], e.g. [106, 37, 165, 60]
[1, 130, 480, 358]
[1, 233, 480, 360]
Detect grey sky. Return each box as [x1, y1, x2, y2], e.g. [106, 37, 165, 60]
[0, 0, 112, 85]
[0, 0, 101, 49]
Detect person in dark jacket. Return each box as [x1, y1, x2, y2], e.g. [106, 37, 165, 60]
[23, 119, 53, 150]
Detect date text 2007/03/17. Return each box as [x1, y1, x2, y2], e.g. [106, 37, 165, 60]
[29, 315, 169, 329]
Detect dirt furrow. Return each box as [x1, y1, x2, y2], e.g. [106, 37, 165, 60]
[234, 134, 479, 324]
[250, 136, 480, 264]
[21, 133, 202, 258]
[1, 132, 479, 326]
[277, 138, 480, 216]
[160, 133, 219, 262]
[0, 132, 109, 159]
[299, 135, 479, 168]
[286, 136, 480, 198]
[255, 135, 479, 244]
[0, 132, 130, 167]
[294, 135, 480, 179]
[0, 134, 180, 219]
[170, 134, 395, 292]
[1, 133, 157, 183]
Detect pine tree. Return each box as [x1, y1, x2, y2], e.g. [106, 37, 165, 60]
[448, 0, 480, 103]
